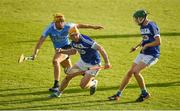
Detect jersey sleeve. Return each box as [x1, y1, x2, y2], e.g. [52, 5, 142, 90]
[91, 42, 98, 50]
[151, 23, 160, 38]
[67, 22, 77, 28]
[42, 24, 51, 38]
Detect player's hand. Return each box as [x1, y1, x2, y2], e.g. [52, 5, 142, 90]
[130, 47, 137, 53]
[141, 45, 148, 53]
[104, 63, 111, 69]
[93, 25, 104, 30]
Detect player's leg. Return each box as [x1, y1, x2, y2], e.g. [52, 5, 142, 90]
[133, 61, 149, 102]
[119, 63, 137, 92]
[80, 74, 95, 89]
[60, 57, 72, 74]
[108, 63, 137, 100]
[108, 54, 143, 100]
[50, 52, 68, 92]
[60, 65, 82, 92]
[80, 68, 99, 95]
[49, 65, 82, 98]
[61, 59, 88, 92]
[134, 55, 158, 102]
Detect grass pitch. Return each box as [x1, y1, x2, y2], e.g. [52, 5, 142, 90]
[0, 0, 180, 110]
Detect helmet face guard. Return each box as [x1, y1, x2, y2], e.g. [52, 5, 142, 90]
[133, 9, 148, 25]
[134, 17, 146, 25]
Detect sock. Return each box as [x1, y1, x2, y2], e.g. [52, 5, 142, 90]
[116, 90, 122, 97]
[90, 80, 96, 87]
[141, 88, 148, 95]
[53, 80, 59, 88]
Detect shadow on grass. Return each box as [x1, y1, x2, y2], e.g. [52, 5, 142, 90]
[1, 81, 179, 97]
[2, 99, 112, 110]
[0, 96, 50, 104]
[0, 90, 49, 97]
[0, 86, 48, 92]
[1, 98, 139, 110]
[128, 81, 180, 89]
[15, 32, 180, 43]
[91, 32, 180, 39]
[65, 81, 180, 94]
[0, 81, 179, 109]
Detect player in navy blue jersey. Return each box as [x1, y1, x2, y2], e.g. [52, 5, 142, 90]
[31, 13, 104, 92]
[49, 26, 111, 98]
[108, 9, 161, 102]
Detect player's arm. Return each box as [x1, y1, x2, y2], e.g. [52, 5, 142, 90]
[94, 43, 111, 69]
[142, 23, 161, 51]
[130, 41, 142, 53]
[142, 36, 161, 51]
[32, 36, 46, 60]
[58, 48, 77, 55]
[76, 24, 104, 30]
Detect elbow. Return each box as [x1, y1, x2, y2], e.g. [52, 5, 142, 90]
[158, 41, 161, 45]
[72, 50, 77, 55]
[73, 51, 77, 55]
[98, 46, 104, 52]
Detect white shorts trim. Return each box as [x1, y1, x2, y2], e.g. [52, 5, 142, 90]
[76, 59, 101, 76]
[134, 54, 158, 67]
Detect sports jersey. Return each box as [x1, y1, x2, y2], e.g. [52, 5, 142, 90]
[42, 22, 76, 48]
[71, 34, 101, 65]
[140, 21, 160, 58]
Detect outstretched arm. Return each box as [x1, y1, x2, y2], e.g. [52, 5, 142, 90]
[95, 43, 111, 69]
[76, 23, 104, 30]
[58, 48, 77, 55]
[32, 36, 46, 59]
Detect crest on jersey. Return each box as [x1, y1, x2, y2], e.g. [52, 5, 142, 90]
[141, 28, 150, 34]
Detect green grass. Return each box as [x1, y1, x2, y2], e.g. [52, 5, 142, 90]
[0, 0, 180, 110]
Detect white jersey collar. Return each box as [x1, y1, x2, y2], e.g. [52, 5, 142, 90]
[53, 22, 63, 32]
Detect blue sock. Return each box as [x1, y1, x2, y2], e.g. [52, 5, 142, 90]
[116, 91, 122, 97]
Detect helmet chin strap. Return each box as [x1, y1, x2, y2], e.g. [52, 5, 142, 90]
[138, 16, 147, 26]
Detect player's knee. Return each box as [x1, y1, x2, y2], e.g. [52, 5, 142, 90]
[80, 82, 87, 89]
[65, 75, 73, 81]
[52, 59, 59, 66]
[132, 68, 140, 75]
[127, 70, 133, 77]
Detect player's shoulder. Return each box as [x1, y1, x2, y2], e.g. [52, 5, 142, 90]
[43, 22, 54, 32]
[64, 22, 76, 28]
[80, 34, 94, 45]
[81, 34, 93, 41]
[46, 22, 54, 30]
[47, 22, 54, 27]
[148, 21, 158, 28]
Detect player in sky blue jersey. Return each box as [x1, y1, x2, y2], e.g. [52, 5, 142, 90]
[108, 9, 161, 102]
[49, 27, 111, 98]
[31, 13, 104, 92]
